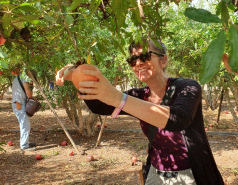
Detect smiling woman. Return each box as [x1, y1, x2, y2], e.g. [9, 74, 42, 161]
[55, 38, 225, 185]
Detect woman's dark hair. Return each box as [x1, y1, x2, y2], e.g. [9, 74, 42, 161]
[128, 39, 167, 56]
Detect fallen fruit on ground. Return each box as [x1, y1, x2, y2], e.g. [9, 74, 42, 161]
[69, 151, 74, 156]
[209, 124, 213, 127]
[132, 156, 137, 162]
[205, 128, 208, 131]
[8, 141, 13, 146]
[86, 155, 94, 162]
[72, 64, 100, 89]
[224, 110, 228, 114]
[131, 156, 137, 166]
[61, 141, 67, 146]
[35, 154, 42, 160]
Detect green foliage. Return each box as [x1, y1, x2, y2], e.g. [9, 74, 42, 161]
[185, 7, 222, 23]
[0, 0, 237, 98]
[229, 24, 238, 72]
[0, 142, 6, 153]
[184, 0, 238, 84]
[199, 30, 226, 84]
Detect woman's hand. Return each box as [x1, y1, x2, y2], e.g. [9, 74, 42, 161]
[55, 64, 74, 86]
[77, 69, 122, 108]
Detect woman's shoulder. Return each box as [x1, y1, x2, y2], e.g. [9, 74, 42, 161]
[170, 77, 201, 87]
[169, 77, 202, 97]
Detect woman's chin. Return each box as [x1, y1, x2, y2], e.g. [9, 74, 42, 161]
[139, 76, 150, 82]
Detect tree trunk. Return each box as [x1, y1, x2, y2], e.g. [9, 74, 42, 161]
[0, 83, 8, 100]
[62, 99, 72, 120]
[207, 85, 213, 109]
[224, 87, 238, 126]
[216, 89, 224, 123]
[84, 109, 97, 137]
[67, 94, 80, 131]
[75, 100, 85, 135]
[0, 88, 7, 100]
[229, 74, 238, 109]
[212, 87, 221, 110]
[201, 85, 210, 110]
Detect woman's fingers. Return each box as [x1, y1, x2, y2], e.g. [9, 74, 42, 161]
[55, 64, 74, 86]
[83, 69, 105, 81]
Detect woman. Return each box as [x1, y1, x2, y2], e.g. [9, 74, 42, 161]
[56, 39, 224, 185]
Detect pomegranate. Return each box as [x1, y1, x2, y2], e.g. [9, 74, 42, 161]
[35, 154, 42, 160]
[72, 64, 100, 90]
[61, 141, 67, 146]
[86, 155, 94, 162]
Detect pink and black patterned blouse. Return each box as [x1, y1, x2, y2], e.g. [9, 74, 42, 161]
[84, 77, 224, 185]
[141, 81, 190, 171]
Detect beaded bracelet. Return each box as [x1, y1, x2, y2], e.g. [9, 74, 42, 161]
[111, 93, 128, 118]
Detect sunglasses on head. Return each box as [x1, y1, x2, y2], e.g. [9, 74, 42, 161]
[126, 51, 164, 67]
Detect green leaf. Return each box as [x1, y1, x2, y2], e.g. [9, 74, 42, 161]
[97, 43, 109, 54]
[216, 2, 222, 15]
[27, 0, 42, 3]
[111, 0, 119, 14]
[143, 41, 148, 53]
[0, 51, 8, 58]
[117, 14, 126, 28]
[199, 30, 226, 84]
[0, 3, 15, 10]
[18, 15, 40, 24]
[69, 0, 83, 11]
[113, 39, 126, 56]
[184, 8, 222, 23]
[18, 5, 39, 13]
[223, 0, 232, 5]
[30, 20, 40, 24]
[229, 24, 238, 72]
[128, 0, 141, 24]
[65, 15, 74, 25]
[151, 38, 162, 49]
[221, 1, 229, 27]
[154, 12, 162, 24]
[0, 60, 8, 68]
[2, 13, 11, 30]
[94, 53, 103, 63]
[89, 0, 97, 11]
[44, 15, 55, 22]
[89, 0, 101, 17]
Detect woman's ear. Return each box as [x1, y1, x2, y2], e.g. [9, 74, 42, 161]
[160, 56, 168, 69]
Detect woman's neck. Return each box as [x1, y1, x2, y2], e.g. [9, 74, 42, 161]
[147, 74, 169, 98]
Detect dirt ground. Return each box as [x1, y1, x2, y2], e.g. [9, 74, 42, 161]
[0, 93, 238, 185]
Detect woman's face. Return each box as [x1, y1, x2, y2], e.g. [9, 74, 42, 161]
[130, 47, 166, 83]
